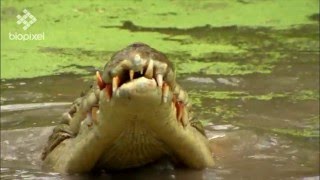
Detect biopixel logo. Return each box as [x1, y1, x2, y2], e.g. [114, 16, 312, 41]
[16, 9, 37, 30]
[9, 9, 45, 41]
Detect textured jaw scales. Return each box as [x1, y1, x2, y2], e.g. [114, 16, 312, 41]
[41, 43, 214, 173]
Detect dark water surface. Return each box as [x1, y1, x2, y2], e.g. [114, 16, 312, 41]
[1, 59, 319, 180]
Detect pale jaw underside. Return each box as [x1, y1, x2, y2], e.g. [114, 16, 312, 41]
[43, 77, 177, 172]
[43, 46, 214, 173]
[95, 77, 177, 169]
[44, 76, 213, 173]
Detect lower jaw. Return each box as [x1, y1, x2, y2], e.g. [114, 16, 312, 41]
[95, 96, 214, 170]
[94, 94, 178, 168]
[98, 92, 175, 128]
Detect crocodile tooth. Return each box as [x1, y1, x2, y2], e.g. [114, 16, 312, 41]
[156, 74, 163, 87]
[140, 67, 144, 75]
[176, 101, 184, 124]
[162, 83, 169, 103]
[129, 70, 134, 80]
[144, 59, 154, 79]
[105, 84, 112, 101]
[112, 76, 120, 94]
[96, 71, 106, 90]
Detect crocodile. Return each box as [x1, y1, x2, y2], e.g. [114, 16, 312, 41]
[41, 43, 214, 173]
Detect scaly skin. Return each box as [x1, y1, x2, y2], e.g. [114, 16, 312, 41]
[41, 43, 214, 173]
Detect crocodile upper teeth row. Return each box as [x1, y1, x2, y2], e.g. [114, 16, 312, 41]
[125, 54, 164, 87]
[103, 74, 167, 103]
[96, 53, 170, 103]
[98, 71, 166, 103]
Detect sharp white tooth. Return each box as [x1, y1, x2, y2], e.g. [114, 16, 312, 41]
[112, 76, 119, 94]
[140, 68, 143, 75]
[162, 83, 169, 103]
[156, 74, 163, 87]
[96, 71, 106, 90]
[145, 59, 154, 79]
[129, 70, 134, 80]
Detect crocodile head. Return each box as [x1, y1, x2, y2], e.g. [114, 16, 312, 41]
[42, 43, 214, 173]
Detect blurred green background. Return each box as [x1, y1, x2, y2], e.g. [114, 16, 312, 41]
[1, 0, 319, 79]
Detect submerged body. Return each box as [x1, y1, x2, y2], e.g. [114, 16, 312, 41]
[41, 43, 214, 173]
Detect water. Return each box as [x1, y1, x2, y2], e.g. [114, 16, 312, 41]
[1, 59, 319, 179]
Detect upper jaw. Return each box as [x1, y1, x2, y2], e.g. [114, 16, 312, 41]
[102, 53, 170, 86]
[96, 53, 175, 103]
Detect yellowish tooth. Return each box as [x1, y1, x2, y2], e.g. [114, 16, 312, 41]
[156, 74, 163, 87]
[96, 71, 106, 90]
[112, 76, 119, 94]
[162, 83, 169, 103]
[145, 59, 154, 79]
[129, 70, 134, 80]
[105, 84, 112, 102]
[140, 67, 143, 75]
[177, 102, 183, 123]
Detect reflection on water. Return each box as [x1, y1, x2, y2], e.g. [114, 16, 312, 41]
[1, 64, 319, 179]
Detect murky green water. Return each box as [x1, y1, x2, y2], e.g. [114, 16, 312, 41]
[1, 0, 319, 179]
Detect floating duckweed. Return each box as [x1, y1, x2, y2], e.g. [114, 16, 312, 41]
[178, 61, 273, 75]
[188, 90, 319, 101]
[1, 0, 318, 79]
[271, 128, 319, 138]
